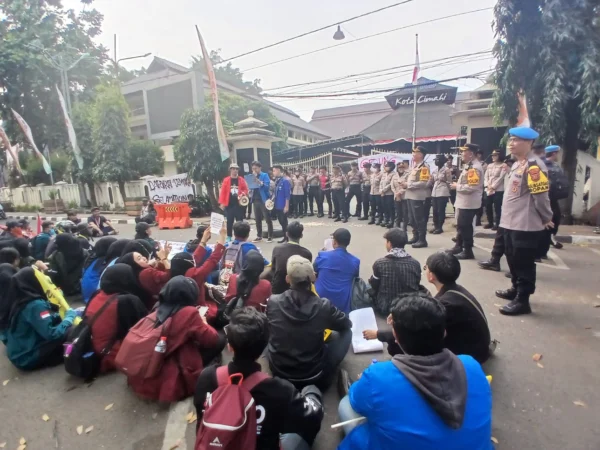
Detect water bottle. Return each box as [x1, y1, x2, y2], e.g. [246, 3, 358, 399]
[154, 337, 167, 354]
[147, 337, 167, 377]
[371, 358, 378, 365]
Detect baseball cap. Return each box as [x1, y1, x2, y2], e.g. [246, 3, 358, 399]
[229, 163, 239, 169]
[286, 255, 316, 283]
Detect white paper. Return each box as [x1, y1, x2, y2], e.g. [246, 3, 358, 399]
[243, 163, 250, 172]
[323, 237, 334, 251]
[210, 213, 225, 234]
[349, 307, 384, 354]
[157, 240, 187, 261]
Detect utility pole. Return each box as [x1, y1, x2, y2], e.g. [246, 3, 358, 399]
[112, 34, 151, 81]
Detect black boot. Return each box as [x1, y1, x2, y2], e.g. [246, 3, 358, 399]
[342, 217, 348, 223]
[483, 223, 493, 229]
[412, 239, 428, 248]
[386, 222, 394, 229]
[448, 245, 462, 255]
[455, 247, 475, 260]
[500, 297, 532, 316]
[308, 212, 314, 217]
[431, 228, 443, 234]
[380, 221, 388, 227]
[495, 287, 517, 300]
[505, 272, 511, 278]
[334, 216, 341, 222]
[358, 216, 368, 221]
[407, 234, 419, 244]
[478, 258, 500, 271]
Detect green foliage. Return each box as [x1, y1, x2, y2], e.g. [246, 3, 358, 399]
[191, 50, 262, 95]
[127, 140, 165, 178]
[70, 101, 96, 183]
[67, 200, 79, 209]
[8, 152, 69, 187]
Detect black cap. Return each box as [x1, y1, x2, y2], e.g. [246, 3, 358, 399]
[385, 161, 395, 169]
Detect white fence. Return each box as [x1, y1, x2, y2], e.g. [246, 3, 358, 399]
[280, 153, 333, 174]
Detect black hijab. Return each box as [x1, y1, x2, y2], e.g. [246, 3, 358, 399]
[170, 252, 195, 278]
[116, 252, 146, 278]
[8, 267, 48, 323]
[105, 239, 131, 264]
[121, 239, 153, 259]
[236, 250, 265, 302]
[0, 263, 19, 329]
[55, 233, 86, 272]
[156, 276, 199, 325]
[83, 236, 117, 271]
[100, 263, 140, 295]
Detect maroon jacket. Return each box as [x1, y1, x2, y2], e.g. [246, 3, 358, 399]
[225, 274, 271, 313]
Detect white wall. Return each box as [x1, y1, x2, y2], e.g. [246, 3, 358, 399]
[572, 150, 600, 219]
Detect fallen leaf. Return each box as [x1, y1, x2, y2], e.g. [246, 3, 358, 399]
[493, 303, 502, 308]
[42, 414, 50, 422]
[104, 403, 114, 411]
[17, 446, 26, 450]
[152, 413, 158, 420]
[169, 440, 181, 450]
[85, 426, 94, 434]
[186, 411, 197, 424]
[573, 400, 587, 407]
[0, 442, 6, 448]
[537, 363, 544, 368]
[491, 436, 499, 444]
[532, 353, 543, 362]
[2, 379, 9, 386]
[19, 438, 26, 445]
[594, 303, 600, 308]
[76, 425, 83, 435]
[585, 326, 592, 329]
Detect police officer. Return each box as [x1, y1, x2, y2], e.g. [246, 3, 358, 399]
[359, 162, 372, 220]
[368, 163, 383, 225]
[380, 161, 396, 228]
[495, 126, 554, 316]
[392, 161, 409, 229]
[402, 146, 430, 248]
[450, 143, 484, 260]
[346, 162, 364, 219]
[330, 165, 348, 223]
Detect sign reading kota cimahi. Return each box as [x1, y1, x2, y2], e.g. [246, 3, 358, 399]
[385, 81, 457, 110]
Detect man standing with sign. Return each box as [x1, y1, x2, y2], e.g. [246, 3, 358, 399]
[495, 127, 553, 316]
[449, 144, 484, 260]
[402, 147, 430, 248]
[219, 163, 249, 242]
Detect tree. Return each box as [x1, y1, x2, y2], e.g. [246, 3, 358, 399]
[175, 92, 287, 209]
[191, 50, 262, 95]
[0, 0, 107, 151]
[126, 140, 164, 178]
[492, 0, 600, 219]
[71, 101, 99, 206]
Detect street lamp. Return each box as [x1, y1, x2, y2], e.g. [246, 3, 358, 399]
[333, 25, 345, 40]
[113, 34, 151, 79]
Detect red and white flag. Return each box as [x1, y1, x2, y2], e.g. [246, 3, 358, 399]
[11, 109, 52, 175]
[0, 124, 23, 174]
[412, 34, 420, 84]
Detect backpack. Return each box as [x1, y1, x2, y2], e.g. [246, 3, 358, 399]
[114, 312, 171, 379]
[548, 165, 569, 200]
[195, 367, 269, 450]
[63, 294, 118, 379]
[219, 242, 245, 286]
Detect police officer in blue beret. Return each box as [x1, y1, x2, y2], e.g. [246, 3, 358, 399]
[495, 127, 554, 316]
[537, 145, 566, 258]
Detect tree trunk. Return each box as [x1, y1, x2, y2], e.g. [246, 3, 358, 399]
[117, 181, 127, 206]
[86, 181, 98, 207]
[561, 99, 581, 225]
[204, 179, 220, 211]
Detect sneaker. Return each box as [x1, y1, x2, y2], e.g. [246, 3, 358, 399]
[252, 237, 263, 243]
[266, 237, 273, 243]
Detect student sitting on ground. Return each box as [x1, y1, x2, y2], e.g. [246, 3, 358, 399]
[369, 228, 421, 315]
[134, 222, 158, 251]
[267, 255, 352, 390]
[0, 247, 21, 268]
[338, 293, 493, 450]
[224, 250, 272, 314]
[364, 252, 492, 364]
[81, 236, 117, 304]
[313, 228, 360, 313]
[117, 248, 166, 309]
[48, 233, 88, 297]
[1, 267, 79, 370]
[270, 221, 313, 295]
[32, 221, 54, 261]
[0, 263, 19, 335]
[195, 307, 324, 450]
[219, 221, 269, 285]
[74, 223, 93, 251]
[124, 276, 226, 403]
[84, 264, 147, 373]
[87, 207, 118, 236]
[184, 225, 213, 266]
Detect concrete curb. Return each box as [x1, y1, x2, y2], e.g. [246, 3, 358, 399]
[474, 230, 600, 245]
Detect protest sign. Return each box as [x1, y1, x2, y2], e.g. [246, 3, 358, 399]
[210, 213, 225, 234]
[357, 152, 438, 172]
[146, 173, 194, 204]
[157, 240, 187, 261]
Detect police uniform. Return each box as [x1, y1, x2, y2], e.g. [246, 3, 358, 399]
[496, 127, 553, 316]
[330, 168, 348, 222]
[451, 145, 484, 259]
[306, 170, 320, 216]
[405, 148, 431, 247]
[392, 164, 408, 229]
[368, 165, 383, 224]
[380, 162, 396, 228]
[484, 150, 507, 229]
[359, 164, 372, 220]
[346, 166, 364, 218]
[430, 162, 453, 233]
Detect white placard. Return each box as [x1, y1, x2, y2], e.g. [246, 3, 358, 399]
[210, 213, 225, 235]
[157, 240, 187, 260]
[146, 173, 194, 204]
[323, 237, 334, 251]
[349, 307, 384, 354]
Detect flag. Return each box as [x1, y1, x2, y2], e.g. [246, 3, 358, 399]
[412, 34, 420, 84]
[56, 85, 84, 170]
[195, 25, 230, 162]
[11, 109, 52, 174]
[0, 124, 23, 174]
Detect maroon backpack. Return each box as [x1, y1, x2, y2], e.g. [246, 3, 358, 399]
[195, 366, 269, 450]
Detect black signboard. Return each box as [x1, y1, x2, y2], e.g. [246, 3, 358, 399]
[385, 86, 457, 110]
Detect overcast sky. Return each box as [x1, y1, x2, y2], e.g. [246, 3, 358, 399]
[64, 0, 498, 121]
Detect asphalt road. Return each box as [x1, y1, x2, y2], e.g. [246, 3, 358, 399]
[1, 218, 599, 450]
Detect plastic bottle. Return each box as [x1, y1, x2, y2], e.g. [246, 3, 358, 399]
[155, 337, 167, 354]
[147, 337, 167, 377]
[371, 358, 378, 365]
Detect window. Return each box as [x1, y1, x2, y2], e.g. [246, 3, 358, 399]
[108, 186, 114, 204]
[144, 185, 150, 198]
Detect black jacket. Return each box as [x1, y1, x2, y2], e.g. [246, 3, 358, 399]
[195, 361, 323, 450]
[266, 289, 351, 381]
[270, 242, 313, 295]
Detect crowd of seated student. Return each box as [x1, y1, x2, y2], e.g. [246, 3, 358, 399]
[81, 236, 117, 303]
[48, 233, 87, 297]
[224, 249, 271, 313]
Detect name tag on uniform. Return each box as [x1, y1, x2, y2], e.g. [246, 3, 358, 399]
[419, 167, 430, 182]
[467, 168, 480, 186]
[527, 165, 549, 194]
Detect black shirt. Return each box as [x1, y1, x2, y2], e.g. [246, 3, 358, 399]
[229, 177, 239, 207]
[270, 242, 313, 295]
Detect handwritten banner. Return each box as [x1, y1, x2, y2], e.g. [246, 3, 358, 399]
[147, 173, 194, 204]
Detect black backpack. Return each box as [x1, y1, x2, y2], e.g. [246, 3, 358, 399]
[63, 294, 118, 379]
[548, 166, 569, 200]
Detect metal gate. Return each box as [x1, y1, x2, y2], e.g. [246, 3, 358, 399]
[280, 152, 333, 174]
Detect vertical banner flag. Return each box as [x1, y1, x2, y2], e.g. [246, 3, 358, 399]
[0, 124, 23, 174]
[516, 91, 531, 128]
[11, 109, 52, 174]
[412, 34, 420, 84]
[56, 85, 84, 170]
[195, 25, 230, 162]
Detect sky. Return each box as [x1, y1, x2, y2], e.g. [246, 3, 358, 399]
[63, 0, 498, 122]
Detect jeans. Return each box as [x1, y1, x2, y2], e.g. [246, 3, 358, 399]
[485, 191, 504, 228]
[455, 208, 477, 249]
[346, 185, 362, 216]
[308, 186, 320, 214]
[276, 208, 289, 235]
[432, 196, 449, 230]
[225, 205, 244, 238]
[332, 189, 346, 219]
[320, 189, 332, 216]
[338, 396, 364, 436]
[382, 195, 395, 224]
[254, 200, 273, 239]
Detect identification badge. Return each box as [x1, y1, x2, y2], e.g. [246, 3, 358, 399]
[419, 167, 430, 182]
[527, 165, 549, 194]
[512, 179, 520, 193]
[467, 168, 480, 186]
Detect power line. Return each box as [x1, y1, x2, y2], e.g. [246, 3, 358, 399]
[263, 50, 492, 92]
[242, 7, 492, 72]
[219, 0, 416, 64]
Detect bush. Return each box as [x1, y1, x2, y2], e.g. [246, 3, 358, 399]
[67, 200, 79, 210]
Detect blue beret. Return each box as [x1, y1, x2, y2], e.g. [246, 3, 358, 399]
[509, 127, 539, 140]
[545, 145, 560, 153]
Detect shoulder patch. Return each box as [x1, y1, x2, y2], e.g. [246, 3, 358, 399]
[527, 165, 549, 194]
[419, 167, 430, 182]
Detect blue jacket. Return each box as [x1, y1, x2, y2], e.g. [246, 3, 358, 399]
[3, 299, 76, 370]
[32, 232, 52, 261]
[251, 171, 271, 203]
[81, 260, 102, 304]
[339, 355, 493, 450]
[274, 177, 292, 210]
[314, 248, 360, 313]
